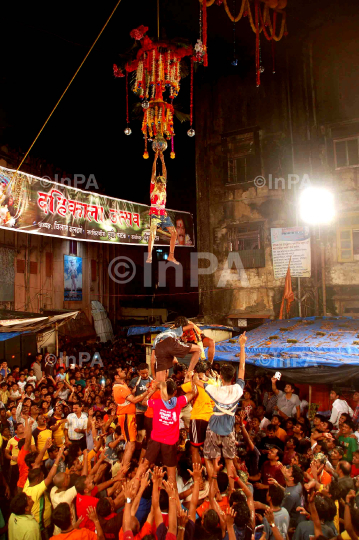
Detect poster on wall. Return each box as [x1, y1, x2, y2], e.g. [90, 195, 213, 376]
[64, 255, 82, 301]
[0, 166, 195, 247]
[271, 227, 311, 279]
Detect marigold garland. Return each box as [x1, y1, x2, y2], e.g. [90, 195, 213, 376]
[201, 0, 287, 42]
[223, 0, 246, 23]
[267, 9, 286, 41]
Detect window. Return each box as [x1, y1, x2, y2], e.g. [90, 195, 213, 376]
[226, 222, 265, 269]
[334, 137, 359, 169]
[17, 259, 25, 273]
[337, 212, 359, 262]
[222, 129, 260, 185]
[30, 261, 37, 275]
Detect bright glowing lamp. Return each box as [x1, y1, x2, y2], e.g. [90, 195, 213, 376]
[299, 187, 335, 225]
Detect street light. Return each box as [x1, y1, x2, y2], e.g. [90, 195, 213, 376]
[299, 187, 335, 225]
[299, 187, 335, 316]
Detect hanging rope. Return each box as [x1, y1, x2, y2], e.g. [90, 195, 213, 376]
[125, 70, 129, 125]
[16, 0, 123, 172]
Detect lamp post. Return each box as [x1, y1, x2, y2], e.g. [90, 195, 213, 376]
[299, 187, 335, 316]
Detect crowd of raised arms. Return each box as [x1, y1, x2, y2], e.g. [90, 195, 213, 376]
[1, 316, 359, 540]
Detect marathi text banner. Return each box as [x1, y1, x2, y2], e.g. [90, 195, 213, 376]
[0, 166, 195, 247]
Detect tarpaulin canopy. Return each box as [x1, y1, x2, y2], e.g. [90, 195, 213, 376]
[0, 311, 79, 332]
[213, 316, 359, 385]
[127, 324, 236, 336]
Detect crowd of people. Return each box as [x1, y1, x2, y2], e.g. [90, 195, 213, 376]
[0, 317, 359, 540]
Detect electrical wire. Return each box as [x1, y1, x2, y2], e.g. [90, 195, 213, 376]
[15, 0, 123, 172]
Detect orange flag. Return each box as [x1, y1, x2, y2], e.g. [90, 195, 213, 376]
[279, 259, 295, 319]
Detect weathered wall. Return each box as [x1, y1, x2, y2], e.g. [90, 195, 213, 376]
[196, 12, 359, 324]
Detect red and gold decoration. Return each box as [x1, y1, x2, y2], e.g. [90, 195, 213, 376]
[119, 27, 194, 159]
[201, 0, 288, 86]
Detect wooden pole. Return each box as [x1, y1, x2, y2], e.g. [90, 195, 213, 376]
[55, 322, 59, 357]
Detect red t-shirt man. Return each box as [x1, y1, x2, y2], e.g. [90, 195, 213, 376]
[76, 493, 99, 531]
[145, 395, 188, 469]
[17, 447, 30, 489]
[150, 395, 187, 445]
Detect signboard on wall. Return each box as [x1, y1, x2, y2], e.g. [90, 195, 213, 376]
[64, 255, 83, 301]
[271, 227, 311, 279]
[0, 166, 195, 247]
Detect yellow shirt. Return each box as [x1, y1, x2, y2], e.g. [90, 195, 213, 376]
[0, 390, 10, 405]
[6, 436, 35, 465]
[182, 382, 214, 422]
[87, 449, 97, 472]
[24, 480, 52, 529]
[35, 428, 53, 460]
[51, 418, 66, 447]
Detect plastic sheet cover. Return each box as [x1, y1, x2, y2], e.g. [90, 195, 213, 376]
[127, 324, 235, 337]
[214, 317, 359, 369]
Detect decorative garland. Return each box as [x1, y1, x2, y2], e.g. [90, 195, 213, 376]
[223, 0, 246, 23]
[202, 0, 287, 41]
[202, 0, 208, 66]
[199, 0, 288, 86]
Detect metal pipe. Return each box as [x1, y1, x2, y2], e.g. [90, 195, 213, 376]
[286, 51, 301, 317]
[55, 322, 59, 357]
[321, 242, 327, 316]
[308, 41, 317, 129]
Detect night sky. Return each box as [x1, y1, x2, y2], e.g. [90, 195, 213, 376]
[2, 0, 356, 216]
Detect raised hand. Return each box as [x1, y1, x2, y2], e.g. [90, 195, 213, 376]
[163, 480, 176, 498]
[264, 507, 275, 527]
[74, 516, 84, 529]
[87, 506, 98, 522]
[188, 462, 202, 482]
[238, 332, 247, 347]
[346, 489, 356, 504]
[225, 506, 237, 527]
[140, 470, 151, 490]
[152, 466, 165, 483]
[178, 508, 189, 528]
[45, 438, 53, 449]
[296, 506, 310, 518]
[122, 478, 138, 500]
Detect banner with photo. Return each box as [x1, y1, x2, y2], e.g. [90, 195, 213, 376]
[0, 166, 195, 247]
[64, 255, 82, 301]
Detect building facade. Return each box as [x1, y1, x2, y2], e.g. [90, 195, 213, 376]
[195, 11, 359, 326]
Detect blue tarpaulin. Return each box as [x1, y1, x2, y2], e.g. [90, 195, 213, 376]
[214, 317, 359, 369]
[127, 324, 236, 337]
[0, 331, 29, 342]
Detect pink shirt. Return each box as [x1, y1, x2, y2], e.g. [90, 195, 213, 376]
[150, 395, 187, 445]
